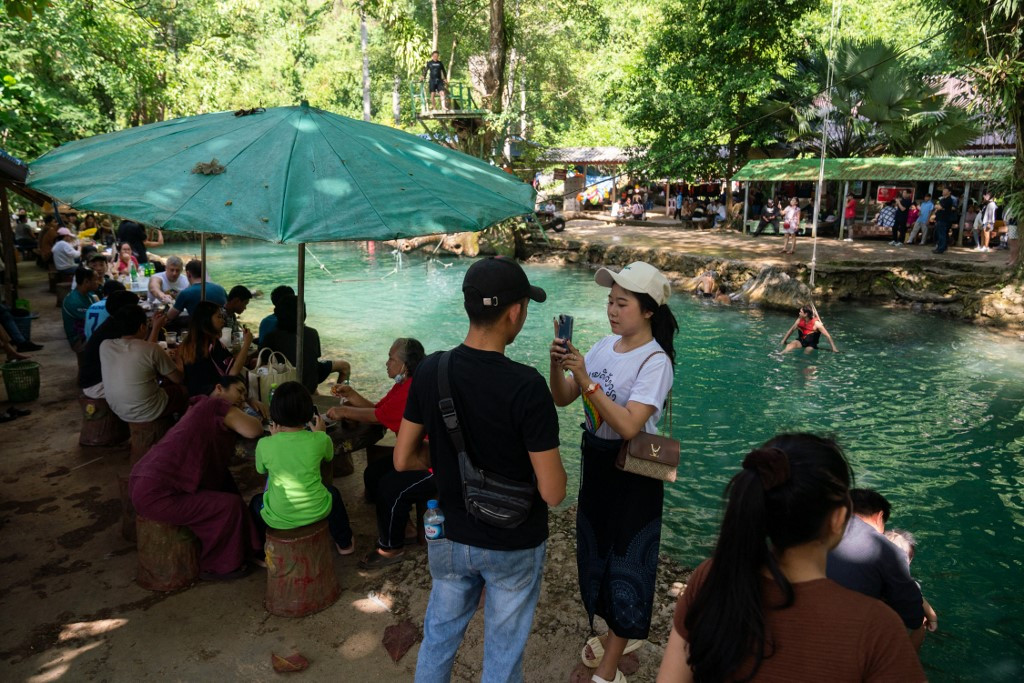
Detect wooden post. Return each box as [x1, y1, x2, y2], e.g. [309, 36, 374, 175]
[200, 233, 207, 301]
[839, 180, 850, 240]
[296, 243, 305, 384]
[957, 182, 971, 246]
[1, 186, 16, 305]
[863, 181, 873, 222]
[742, 183, 750, 233]
[665, 179, 671, 216]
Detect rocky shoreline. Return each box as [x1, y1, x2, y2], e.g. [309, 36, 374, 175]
[526, 227, 1024, 330]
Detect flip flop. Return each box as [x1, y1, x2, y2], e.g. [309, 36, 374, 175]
[591, 669, 627, 683]
[582, 636, 644, 668]
[358, 549, 406, 569]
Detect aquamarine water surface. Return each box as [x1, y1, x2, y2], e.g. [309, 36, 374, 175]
[190, 238, 1023, 681]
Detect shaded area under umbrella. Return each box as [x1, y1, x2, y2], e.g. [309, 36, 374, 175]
[27, 102, 535, 380]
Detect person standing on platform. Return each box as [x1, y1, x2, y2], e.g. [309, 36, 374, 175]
[892, 189, 911, 246]
[394, 256, 565, 682]
[908, 193, 934, 245]
[421, 51, 448, 111]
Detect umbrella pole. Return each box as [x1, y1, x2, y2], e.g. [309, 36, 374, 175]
[200, 232, 207, 300]
[296, 243, 305, 386]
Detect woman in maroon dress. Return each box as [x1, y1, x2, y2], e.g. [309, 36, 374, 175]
[129, 375, 265, 579]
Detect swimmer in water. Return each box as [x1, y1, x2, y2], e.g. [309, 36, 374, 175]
[781, 305, 838, 353]
[693, 271, 732, 305]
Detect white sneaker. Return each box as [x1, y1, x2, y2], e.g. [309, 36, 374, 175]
[982, 246, 990, 252]
[974, 246, 983, 251]
[843, 238, 853, 242]
[895, 242, 903, 247]
[888, 241, 896, 246]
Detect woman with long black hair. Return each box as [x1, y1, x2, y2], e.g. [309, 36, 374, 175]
[657, 434, 925, 682]
[179, 300, 253, 396]
[549, 261, 679, 683]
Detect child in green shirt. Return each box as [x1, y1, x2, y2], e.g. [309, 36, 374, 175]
[249, 381, 354, 555]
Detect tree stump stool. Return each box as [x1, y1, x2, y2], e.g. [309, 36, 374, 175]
[55, 281, 71, 307]
[135, 516, 200, 591]
[264, 519, 339, 617]
[117, 474, 137, 543]
[78, 395, 130, 446]
[129, 416, 174, 466]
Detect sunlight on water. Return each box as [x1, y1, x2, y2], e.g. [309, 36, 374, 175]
[194, 238, 1023, 681]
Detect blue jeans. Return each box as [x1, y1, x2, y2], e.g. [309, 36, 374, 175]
[415, 539, 546, 683]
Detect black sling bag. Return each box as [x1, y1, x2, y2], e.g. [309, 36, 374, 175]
[437, 350, 535, 529]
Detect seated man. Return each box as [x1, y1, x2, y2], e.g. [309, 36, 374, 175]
[148, 255, 189, 306]
[62, 267, 101, 352]
[752, 198, 779, 236]
[52, 227, 81, 278]
[85, 280, 128, 341]
[164, 259, 227, 324]
[79, 290, 145, 399]
[258, 285, 295, 341]
[100, 305, 187, 424]
[260, 294, 349, 394]
[222, 285, 253, 336]
[0, 303, 42, 353]
[827, 488, 929, 651]
[87, 251, 112, 284]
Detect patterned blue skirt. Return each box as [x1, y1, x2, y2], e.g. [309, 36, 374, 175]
[577, 429, 664, 639]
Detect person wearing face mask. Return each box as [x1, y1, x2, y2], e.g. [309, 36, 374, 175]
[326, 338, 436, 569]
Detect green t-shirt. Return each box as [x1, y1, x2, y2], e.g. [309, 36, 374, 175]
[255, 430, 334, 530]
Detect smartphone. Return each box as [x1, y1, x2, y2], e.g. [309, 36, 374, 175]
[557, 314, 574, 347]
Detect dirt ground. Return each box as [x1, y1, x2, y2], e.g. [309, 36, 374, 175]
[0, 264, 688, 682]
[559, 213, 1013, 268]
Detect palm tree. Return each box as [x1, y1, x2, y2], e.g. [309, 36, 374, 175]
[764, 39, 980, 158]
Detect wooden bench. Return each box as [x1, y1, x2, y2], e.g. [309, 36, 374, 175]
[264, 519, 340, 617]
[135, 517, 200, 591]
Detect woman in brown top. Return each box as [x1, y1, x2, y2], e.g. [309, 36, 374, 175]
[657, 434, 925, 682]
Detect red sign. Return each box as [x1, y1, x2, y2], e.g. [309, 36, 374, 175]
[876, 186, 915, 203]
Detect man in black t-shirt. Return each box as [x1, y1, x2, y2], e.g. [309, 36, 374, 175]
[395, 256, 565, 681]
[892, 189, 911, 246]
[752, 198, 779, 236]
[933, 186, 956, 254]
[420, 50, 448, 110]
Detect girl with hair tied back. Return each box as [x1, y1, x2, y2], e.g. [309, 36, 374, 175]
[657, 434, 925, 682]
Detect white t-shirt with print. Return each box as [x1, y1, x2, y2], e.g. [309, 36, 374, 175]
[582, 334, 674, 440]
[148, 271, 190, 303]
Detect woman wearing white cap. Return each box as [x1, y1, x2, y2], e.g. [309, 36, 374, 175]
[549, 261, 679, 683]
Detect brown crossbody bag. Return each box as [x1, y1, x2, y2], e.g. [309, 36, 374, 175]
[614, 351, 680, 482]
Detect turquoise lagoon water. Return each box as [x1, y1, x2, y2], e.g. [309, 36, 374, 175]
[191, 238, 1022, 681]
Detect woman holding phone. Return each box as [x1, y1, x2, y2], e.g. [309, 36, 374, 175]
[549, 261, 679, 683]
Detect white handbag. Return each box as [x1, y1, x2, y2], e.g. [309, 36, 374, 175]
[250, 348, 298, 403]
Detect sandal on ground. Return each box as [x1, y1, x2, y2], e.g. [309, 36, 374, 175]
[336, 542, 356, 556]
[591, 671, 627, 683]
[358, 548, 406, 569]
[6, 407, 30, 417]
[582, 636, 644, 668]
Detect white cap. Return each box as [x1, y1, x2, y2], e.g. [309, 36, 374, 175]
[594, 262, 671, 306]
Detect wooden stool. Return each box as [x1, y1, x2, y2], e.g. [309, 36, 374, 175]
[264, 519, 339, 617]
[55, 281, 71, 307]
[129, 416, 174, 466]
[118, 474, 137, 543]
[79, 395, 130, 446]
[136, 516, 200, 591]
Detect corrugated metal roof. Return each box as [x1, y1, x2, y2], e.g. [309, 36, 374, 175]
[733, 156, 1014, 181]
[540, 146, 631, 165]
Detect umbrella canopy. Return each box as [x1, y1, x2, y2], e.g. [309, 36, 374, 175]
[27, 102, 535, 242]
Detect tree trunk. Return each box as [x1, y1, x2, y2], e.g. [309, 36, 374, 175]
[484, 0, 507, 114]
[360, 2, 371, 122]
[431, 0, 439, 53]
[393, 75, 401, 125]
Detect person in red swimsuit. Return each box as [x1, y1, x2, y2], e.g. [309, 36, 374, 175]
[780, 306, 838, 353]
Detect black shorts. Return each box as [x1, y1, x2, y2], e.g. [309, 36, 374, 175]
[317, 360, 333, 383]
[428, 80, 445, 94]
[697, 290, 715, 299]
[799, 331, 821, 348]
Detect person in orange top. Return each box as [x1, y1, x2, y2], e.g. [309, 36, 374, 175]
[657, 434, 926, 683]
[780, 306, 838, 353]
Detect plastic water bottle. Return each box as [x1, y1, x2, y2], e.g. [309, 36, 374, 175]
[423, 499, 445, 540]
[268, 382, 278, 405]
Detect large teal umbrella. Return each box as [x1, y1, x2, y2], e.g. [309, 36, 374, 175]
[27, 101, 533, 242]
[28, 102, 535, 378]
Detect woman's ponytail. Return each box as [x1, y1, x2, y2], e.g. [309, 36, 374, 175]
[637, 293, 679, 366]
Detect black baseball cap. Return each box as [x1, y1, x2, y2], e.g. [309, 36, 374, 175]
[463, 256, 546, 313]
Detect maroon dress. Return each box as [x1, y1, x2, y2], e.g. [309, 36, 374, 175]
[129, 395, 260, 574]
